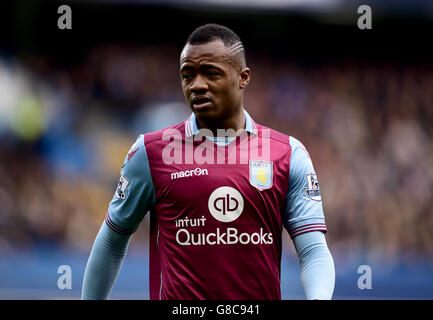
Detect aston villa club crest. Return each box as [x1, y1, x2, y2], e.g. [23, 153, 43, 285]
[304, 173, 321, 201]
[249, 160, 273, 191]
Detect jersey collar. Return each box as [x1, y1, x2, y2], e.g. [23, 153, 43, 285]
[184, 109, 258, 138]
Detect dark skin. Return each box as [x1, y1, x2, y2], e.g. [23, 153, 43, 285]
[180, 39, 251, 136]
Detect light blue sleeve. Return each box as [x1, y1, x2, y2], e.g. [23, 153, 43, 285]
[293, 231, 335, 300]
[284, 136, 327, 238]
[106, 134, 156, 235]
[82, 135, 156, 299]
[81, 223, 131, 299]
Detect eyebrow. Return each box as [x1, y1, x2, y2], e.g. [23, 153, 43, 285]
[200, 64, 224, 71]
[180, 65, 194, 72]
[180, 63, 224, 73]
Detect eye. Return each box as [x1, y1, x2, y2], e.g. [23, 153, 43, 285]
[182, 73, 193, 80]
[206, 71, 221, 78]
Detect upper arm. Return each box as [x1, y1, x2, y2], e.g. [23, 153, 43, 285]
[283, 136, 327, 239]
[106, 135, 156, 235]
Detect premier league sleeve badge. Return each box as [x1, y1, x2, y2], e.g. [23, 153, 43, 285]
[115, 174, 130, 200]
[304, 173, 322, 201]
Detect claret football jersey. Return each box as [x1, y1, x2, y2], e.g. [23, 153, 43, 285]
[106, 109, 327, 300]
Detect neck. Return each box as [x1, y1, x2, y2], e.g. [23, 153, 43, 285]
[196, 108, 246, 136]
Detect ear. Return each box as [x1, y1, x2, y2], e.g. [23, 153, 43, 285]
[239, 68, 250, 89]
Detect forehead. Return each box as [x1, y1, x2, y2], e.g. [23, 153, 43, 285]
[180, 40, 233, 68]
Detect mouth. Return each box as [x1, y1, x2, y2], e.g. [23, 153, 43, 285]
[191, 96, 213, 109]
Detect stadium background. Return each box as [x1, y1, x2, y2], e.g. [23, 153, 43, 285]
[1, 0, 433, 299]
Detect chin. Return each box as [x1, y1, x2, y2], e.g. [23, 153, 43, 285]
[193, 106, 217, 118]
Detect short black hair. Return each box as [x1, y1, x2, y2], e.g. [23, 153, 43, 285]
[185, 23, 246, 67]
[187, 23, 242, 47]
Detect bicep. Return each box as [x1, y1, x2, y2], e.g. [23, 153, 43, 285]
[107, 135, 156, 235]
[283, 137, 327, 238]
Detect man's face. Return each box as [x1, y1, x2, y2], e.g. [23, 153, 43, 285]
[180, 40, 249, 124]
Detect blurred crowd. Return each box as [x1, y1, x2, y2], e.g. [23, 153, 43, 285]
[0, 44, 432, 263]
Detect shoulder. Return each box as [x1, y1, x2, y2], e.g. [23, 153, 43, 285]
[121, 134, 149, 175]
[288, 136, 311, 160]
[255, 123, 291, 146]
[254, 123, 311, 157]
[142, 121, 186, 146]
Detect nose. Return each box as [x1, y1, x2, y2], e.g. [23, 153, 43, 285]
[190, 74, 208, 93]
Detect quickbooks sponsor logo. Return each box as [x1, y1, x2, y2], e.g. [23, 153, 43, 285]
[172, 187, 272, 247]
[176, 227, 273, 246]
[208, 186, 243, 223]
[171, 168, 208, 180]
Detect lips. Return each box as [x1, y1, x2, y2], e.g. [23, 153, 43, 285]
[191, 96, 212, 107]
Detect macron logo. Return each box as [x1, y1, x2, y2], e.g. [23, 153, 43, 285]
[171, 168, 208, 180]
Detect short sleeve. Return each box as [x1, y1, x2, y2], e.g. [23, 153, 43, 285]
[283, 136, 327, 239]
[105, 134, 156, 235]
